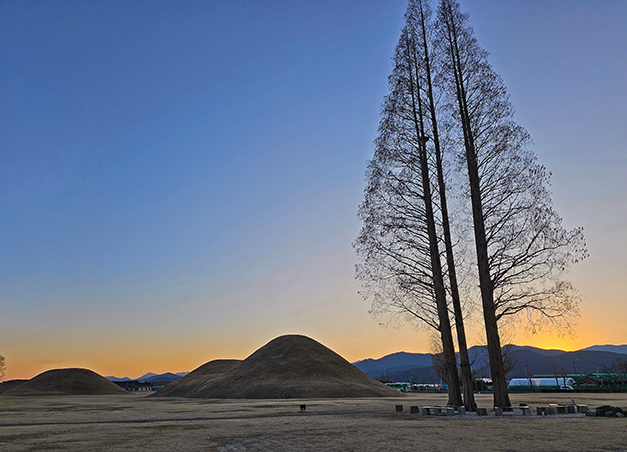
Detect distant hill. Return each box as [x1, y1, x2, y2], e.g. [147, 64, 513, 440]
[352, 344, 627, 382]
[143, 372, 184, 383]
[353, 352, 435, 382]
[107, 372, 189, 382]
[508, 349, 625, 377]
[152, 335, 400, 399]
[136, 372, 188, 382]
[106, 376, 132, 382]
[2, 368, 128, 396]
[581, 345, 627, 355]
[508, 345, 565, 357]
[353, 351, 432, 376]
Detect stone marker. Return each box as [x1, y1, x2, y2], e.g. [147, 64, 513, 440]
[300, 404, 306, 412]
[395, 405, 403, 412]
[434, 407, 442, 415]
[567, 405, 576, 414]
[557, 406, 567, 414]
[537, 406, 547, 415]
[477, 408, 488, 416]
[494, 407, 503, 416]
[521, 407, 531, 416]
[577, 404, 588, 414]
[458, 407, 465, 415]
[421, 407, 431, 415]
[446, 407, 456, 416]
[547, 406, 558, 415]
[410, 406, 419, 414]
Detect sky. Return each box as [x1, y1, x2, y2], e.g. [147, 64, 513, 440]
[1, 0, 625, 381]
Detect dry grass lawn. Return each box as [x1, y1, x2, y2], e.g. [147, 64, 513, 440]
[1, 392, 627, 451]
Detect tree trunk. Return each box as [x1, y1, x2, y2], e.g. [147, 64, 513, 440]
[440, 0, 511, 408]
[416, 2, 476, 412]
[406, 36, 462, 408]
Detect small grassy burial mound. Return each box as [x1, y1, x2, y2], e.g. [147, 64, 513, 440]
[153, 359, 242, 397]
[0, 380, 29, 395]
[2, 368, 128, 396]
[153, 334, 400, 399]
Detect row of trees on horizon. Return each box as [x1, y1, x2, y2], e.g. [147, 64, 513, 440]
[354, 0, 587, 410]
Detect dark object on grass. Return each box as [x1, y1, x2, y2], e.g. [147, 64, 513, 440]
[595, 405, 625, 417]
[395, 405, 403, 412]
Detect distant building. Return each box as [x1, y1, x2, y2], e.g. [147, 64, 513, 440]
[112, 380, 153, 392]
[508, 373, 627, 392]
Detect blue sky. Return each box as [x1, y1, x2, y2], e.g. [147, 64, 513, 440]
[1, 0, 626, 379]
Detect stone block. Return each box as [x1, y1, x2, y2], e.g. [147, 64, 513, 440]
[577, 405, 588, 414]
[537, 406, 547, 415]
[458, 407, 465, 415]
[547, 406, 558, 415]
[557, 406, 567, 414]
[567, 405, 576, 414]
[410, 406, 419, 414]
[495, 407, 503, 416]
[521, 407, 531, 416]
[477, 408, 488, 416]
[446, 407, 455, 416]
[421, 407, 431, 415]
[395, 405, 403, 412]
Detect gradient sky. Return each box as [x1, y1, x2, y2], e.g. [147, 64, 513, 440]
[1, 0, 625, 381]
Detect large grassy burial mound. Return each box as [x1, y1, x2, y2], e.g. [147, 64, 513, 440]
[2, 368, 128, 396]
[153, 334, 400, 399]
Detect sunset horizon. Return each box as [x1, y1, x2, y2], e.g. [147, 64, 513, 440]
[2, 0, 625, 387]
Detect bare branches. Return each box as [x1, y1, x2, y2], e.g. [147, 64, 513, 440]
[357, 0, 586, 410]
[436, 0, 587, 408]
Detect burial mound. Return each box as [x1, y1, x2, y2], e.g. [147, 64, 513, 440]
[2, 368, 128, 396]
[0, 380, 29, 395]
[152, 334, 400, 399]
[152, 359, 242, 397]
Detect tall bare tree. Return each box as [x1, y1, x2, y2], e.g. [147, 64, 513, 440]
[436, 0, 587, 407]
[354, 22, 462, 406]
[406, 0, 476, 411]
[0, 355, 5, 381]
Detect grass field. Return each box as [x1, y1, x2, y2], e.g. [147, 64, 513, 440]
[1, 392, 627, 451]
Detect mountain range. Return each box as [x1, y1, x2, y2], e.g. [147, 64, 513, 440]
[106, 372, 188, 383]
[352, 344, 627, 382]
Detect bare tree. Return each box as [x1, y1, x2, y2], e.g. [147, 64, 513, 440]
[602, 358, 627, 387]
[354, 19, 462, 406]
[406, 0, 476, 411]
[436, 0, 587, 407]
[0, 355, 5, 381]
